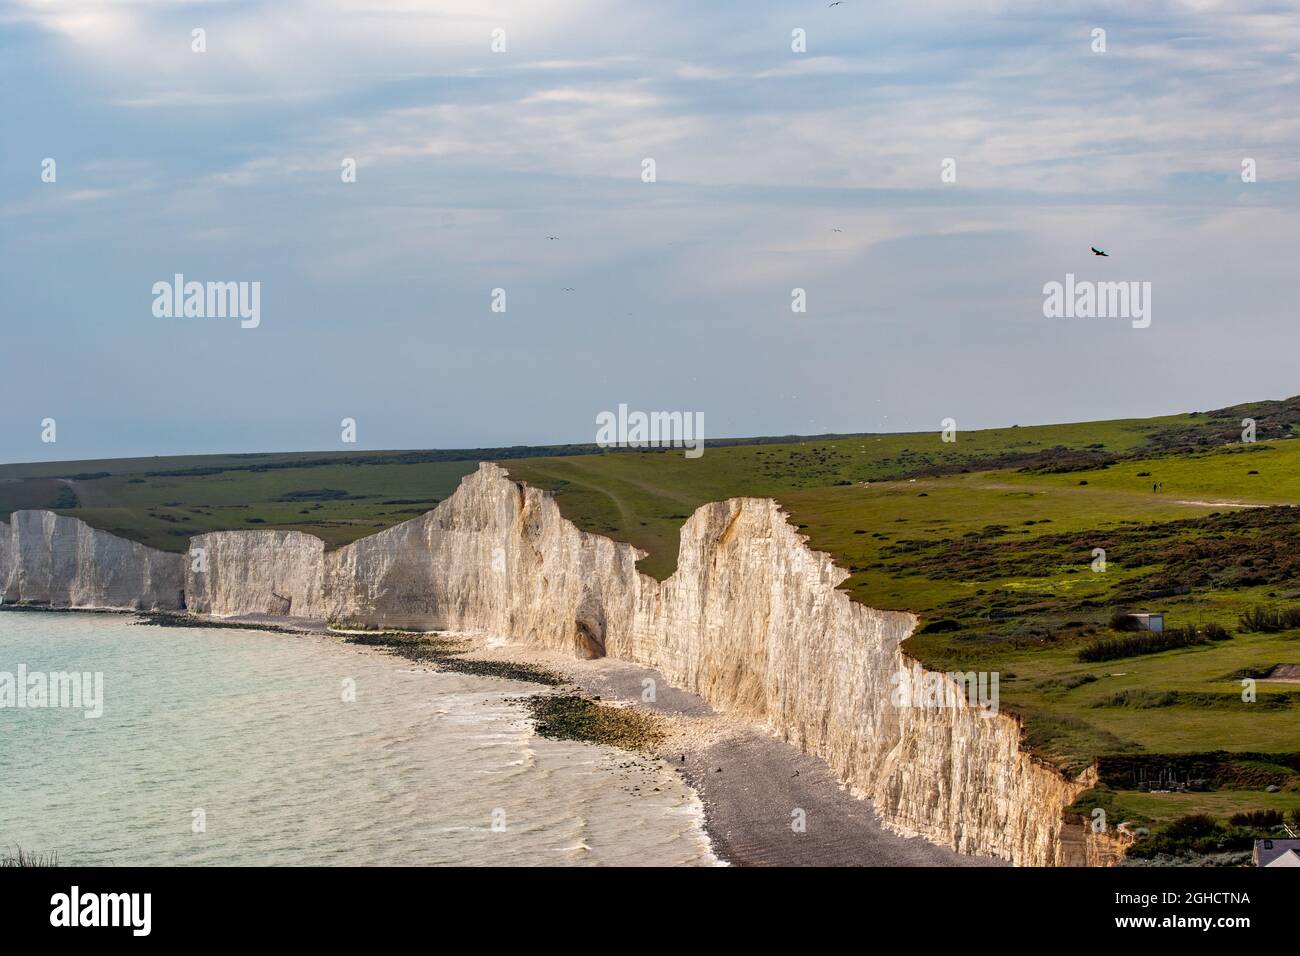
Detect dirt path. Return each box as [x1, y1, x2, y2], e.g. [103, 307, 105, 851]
[1174, 499, 1274, 509]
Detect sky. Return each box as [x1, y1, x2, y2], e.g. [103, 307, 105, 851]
[3, 0, 1300, 463]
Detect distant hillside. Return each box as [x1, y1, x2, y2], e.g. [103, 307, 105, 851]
[3, 394, 1299, 556]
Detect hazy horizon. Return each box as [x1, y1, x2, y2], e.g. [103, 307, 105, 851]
[3, 387, 1286, 470]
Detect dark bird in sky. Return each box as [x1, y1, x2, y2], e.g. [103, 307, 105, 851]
[829, 1, 844, 6]
[561, 287, 575, 292]
[1091, 246, 1108, 256]
[546, 235, 559, 240]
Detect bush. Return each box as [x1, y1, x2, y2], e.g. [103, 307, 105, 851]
[1127, 813, 1259, 859]
[1164, 813, 1218, 839]
[0, 847, 59, 867]
[1203, 622, 1231, 641]
[1077, 624, 1225, 663]
[1110, 610, 1143, 631]
[1238, 605, 1300, 633]
[1095, 689, 1179, 708]
[1228, 810, 1283, 829]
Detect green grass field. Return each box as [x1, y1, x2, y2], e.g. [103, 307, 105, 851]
[3, 395, 1298, 850]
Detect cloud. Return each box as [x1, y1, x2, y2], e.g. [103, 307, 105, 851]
[5, 0, 1300, 459]
[8, 0, 603, 94]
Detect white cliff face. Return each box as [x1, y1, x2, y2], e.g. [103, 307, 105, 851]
[327, 472, 650, 656]
[0, 511, 183, 610]
[319, 464, 1090, 865]
[185, 530, 327, 618]
[659, 499, 1087, 865]
[326, 486, 521, 633]
[0, 467, 1103, 865]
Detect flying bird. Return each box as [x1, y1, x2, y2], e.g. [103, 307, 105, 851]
[561, 287, 575, 292]
[546, 235, 559, 240]
[829, 1, 844, 6]
[1091, 246, 1108, 256]
[832, 227, 843, 233]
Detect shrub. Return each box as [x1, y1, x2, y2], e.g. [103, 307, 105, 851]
[1126, 813, 1258, 859]
[1110, 610, 1143, 631]
[1095, 689, 1179, 708]
[1078, 624, 1224, 663]
[1164, 813, 1218, 839]
[1228, 810, 1283, 829]
[0, 847, 59, 867]
[1238, 605, 1300, 633]
[1203, 622, 1231, 641]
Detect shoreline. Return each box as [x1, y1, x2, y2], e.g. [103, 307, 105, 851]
[1, 610, 718, 866]
[6, 606, 999, 866]
[422, 630, 1003, 867]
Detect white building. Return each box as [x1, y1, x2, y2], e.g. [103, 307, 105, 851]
[1254, 839, 1300, 867]
[1129, 613, 1164, 632]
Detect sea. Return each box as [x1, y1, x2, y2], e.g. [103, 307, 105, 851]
[0, 612, 717, 866]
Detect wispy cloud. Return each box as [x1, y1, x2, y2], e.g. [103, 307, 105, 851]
[3, 0, 1300, 460]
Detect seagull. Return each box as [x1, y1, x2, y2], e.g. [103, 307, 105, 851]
[1091, 246, 1108, 256]
[546, 235, 559, 240]
[561, 287, 575, 292]
[832, 227, 843, 233]
[829, 1, 844, 6]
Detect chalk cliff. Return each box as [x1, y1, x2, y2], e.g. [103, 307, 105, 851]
[0, 510, 183, 610]
[185, 530, 327, 618]
[317, 464, 1093, 864]
[0, 466, 1115, 865]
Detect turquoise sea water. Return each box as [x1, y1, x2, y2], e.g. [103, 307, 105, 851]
[0, 612, 715, 866]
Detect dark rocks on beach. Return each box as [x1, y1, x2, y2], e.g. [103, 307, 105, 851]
[513, 693, 665, 752]
[132, 611, 303, 634]
[342, 631, 566, 686]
